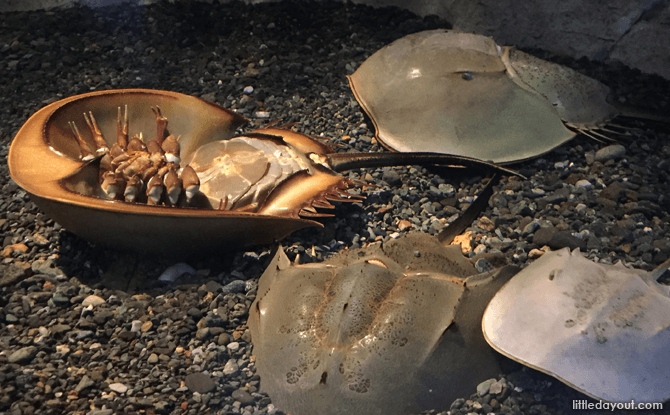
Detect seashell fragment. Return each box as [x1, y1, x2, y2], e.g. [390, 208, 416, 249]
[482, 248, 670, 403]
[249, 232, 517, 415]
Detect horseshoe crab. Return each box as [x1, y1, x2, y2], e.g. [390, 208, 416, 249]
[249, 232, 518, 415]
[348, 29, 661, 164]
[8, 89, 520, 255]
[482, 248, 670, 403]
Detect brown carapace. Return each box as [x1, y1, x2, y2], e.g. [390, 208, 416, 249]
[9, 89, 520, 255]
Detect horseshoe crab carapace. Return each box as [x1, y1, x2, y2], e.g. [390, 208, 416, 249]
[348, 29, 667, 164]
[8, 89, 520, 255]
[249, 232, 518, 415]
[482, 248, 670, 403]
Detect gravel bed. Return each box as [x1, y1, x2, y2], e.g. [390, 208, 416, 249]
[1, 1, 670, 415]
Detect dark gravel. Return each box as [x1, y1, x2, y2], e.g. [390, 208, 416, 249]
[1, 1, 670, 415]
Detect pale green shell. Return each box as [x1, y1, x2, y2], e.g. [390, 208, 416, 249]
[348, 29, 619, 164]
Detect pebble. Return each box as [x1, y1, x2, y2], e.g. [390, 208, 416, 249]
[109, 383, 129, 394]
[595, 144, 626, 162]
[82, 294, 106, 306]
[8, 346, 37, 364]
[185, 373, 216, 393]
[477, 378, 496, 396]
[158, 262, 196, 282]
[223, 360, 240, 376]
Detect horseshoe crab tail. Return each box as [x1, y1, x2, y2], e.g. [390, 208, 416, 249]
[612, 103, 670, 125]
[325, 151, 525, 179]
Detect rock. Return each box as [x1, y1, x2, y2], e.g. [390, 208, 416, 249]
[221, 280, 247, 294]
[75, 375, 95, 392]
[231, 388, 255, 404]
[548, 231, 586, 251]
[8, 346, 37, 364]
[532, 226, 558, 246]
[489, 379, 505, 395]
[109, 382, 128, 393]
[575, 179, 592, 190]
[0, 264, 31, 287]
[477, 378, 496, 396]
[382, 168, 401, 187]
[595, 144, 626, 162]
[147, 353, 159, 364]
[184, 373, 216, 393]
[81, 295, 105, 307]
[223, 360, 239, 376]
[475, 258, 493, 273]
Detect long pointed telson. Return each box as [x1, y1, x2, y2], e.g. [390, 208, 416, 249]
[324, 151, 524, 179]
[151, 106, 169, 145]
[68, 121, 94, 161]
[83, 112, 109, 154]
[116, 105, 129, 150]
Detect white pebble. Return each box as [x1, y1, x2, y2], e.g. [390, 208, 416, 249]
[130, 320, 142, 333]
[254, 111, 270, 118]
[575, 179, 592, 190]
[243, 85, 254, 94]
[109, 383, 128, 394]
[227, 342, 240, 352]
[82, 295, 105, 307]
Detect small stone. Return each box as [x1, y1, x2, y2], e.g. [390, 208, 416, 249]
[223, 359, 239, 376]
[489, 379, 505, 395]
[475, 258, 493, 273]
[528, 248, 545, 259]
[548, 232, 586, 251]
[185, 372, 216, 393]
[575, 179, 592, 190]
[243, 85, 254, 94]
[477, 378, 496, 396]
[231, 388, 255, 404]
[477, 216, 495, 231]
[532, 227, 558, 246]
[109, 382, 128, 394]
[254, 111, 271, 118]
[130, 320, 142, 332]
[221, 280, 247, 294]
[32, 233, 49, 247]
[1, 243, 28, 257]
[8, 346, 37, 364]
[595, 144, 625, 162]
[397, 219, 412, 231]
[51, 292, 70, 307]
[81, 295, 105, 307]
[147, 353, 159, 364]
[141, 321, 153, 332]
[227, 342, 240, 352]
[74, 375, 95, 392]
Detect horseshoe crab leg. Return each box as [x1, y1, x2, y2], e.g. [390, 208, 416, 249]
[68, 121, 94, 161]
[324, 151, 525, 178]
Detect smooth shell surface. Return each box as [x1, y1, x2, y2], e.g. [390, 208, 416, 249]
[8, 89, 325, 255]
[249, 232, 516, 415]
[482, 248, 670, 403]
[348, 29, 619, 164]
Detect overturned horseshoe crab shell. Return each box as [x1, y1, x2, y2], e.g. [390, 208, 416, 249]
[348, 29, 621, 164]
[482, 248, 670, 403]
[9, 89, 518, 255]
[249, 232, 517, 415]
